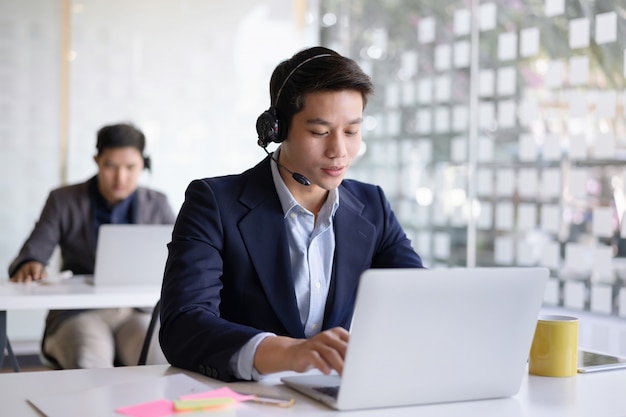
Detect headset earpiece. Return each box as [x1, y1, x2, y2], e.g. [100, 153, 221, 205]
[143, 155, 152, 171]
[256, 107, 280, 148]
[256, 52, 332, 148]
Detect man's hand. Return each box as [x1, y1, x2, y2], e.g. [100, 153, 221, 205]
[254, 327, 350, 375]
[10, 261, 47, 283]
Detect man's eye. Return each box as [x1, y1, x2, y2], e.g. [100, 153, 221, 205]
[311, 131, 327, 137]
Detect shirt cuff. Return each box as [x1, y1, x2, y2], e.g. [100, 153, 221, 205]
[230, 332, 275, 380]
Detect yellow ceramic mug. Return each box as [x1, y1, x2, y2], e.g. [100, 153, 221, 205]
[529, 315, 579, 377]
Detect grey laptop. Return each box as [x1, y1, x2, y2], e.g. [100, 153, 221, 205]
[92, 224, 173, 286]
[281, 267, 549, 411]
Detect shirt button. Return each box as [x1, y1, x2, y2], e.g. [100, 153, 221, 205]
[311, 323, 318, 330]
[290, 212, 297, 219]
[315, 281, 321, 289]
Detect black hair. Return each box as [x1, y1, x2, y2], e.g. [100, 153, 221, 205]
[95, 123, 151, 170]
[269, 46, 375, 135]
[96, 123, 145, 155]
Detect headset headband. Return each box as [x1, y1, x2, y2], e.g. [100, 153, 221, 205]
[273, 53, 332, 107]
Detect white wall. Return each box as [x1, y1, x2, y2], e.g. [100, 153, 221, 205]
[1, 0, 319, 347]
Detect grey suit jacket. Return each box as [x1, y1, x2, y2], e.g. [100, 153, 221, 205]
[8, 176, 176, 334]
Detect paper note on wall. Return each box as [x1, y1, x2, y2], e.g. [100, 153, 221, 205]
[540, 205, 561, 234]
[479, 69, 495, 97]
[435, 44, 451, 71]
[519, 133, 538, 161]
[434, 106, 450, 133]
[545, 60, 563, 89]
[454, 8, 471, 36]
[453, 105, 468, 132]
[477, 168, 493, 195]
[385, 83, 400, 108]
[419, 17, 436, 43]
[568, 135, 587, 160]
[454, 40, 470, 68]
[479, 101, 495, 130]
[494, 235, 514, 264]
[595, 90, 616, 118]
[543, 134, 562, 161]
[479, 3, 497, 31]
[478, 137, 494, 162]
[433, 232, 450, 259]
[564, 280, 586, 310]
[401, 81, 415, 106]
[569, 17, 590, 49]
[417, 78, 432, 104]
[540, 240, 561, 269]
[435, 75, 451, 102]
[498, 32, 517, 61]
[592, 134, 615, 159]
[592, 207, 614, 238]
[495, 169, 515, 196]
[592, 245, 614, 283]
[595, 12, 617, 44]
[417, 109, 432, 134]
[568, 168, 588, 198]
[540, 169, 561, 199]
[495, 202, 514, 231]
[564, 242, 590, 273]
[590, 283, 613, 314]
[568, 90, 587, 118]
[477, 201, 493, 229]
[517, 203, 537, 231]
[516, 239, 535, 265]
[497, 66, 516, 96]
[497, 100, 516, 129]
[569, 55, 589, 86]
[451, 136, 467, 162]
[517, 168, 538, 198]
[520, 27, 540, 57]
[545, 0, 564, 16]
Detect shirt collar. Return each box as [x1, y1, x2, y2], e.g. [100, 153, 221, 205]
[269, 147, 339, 218]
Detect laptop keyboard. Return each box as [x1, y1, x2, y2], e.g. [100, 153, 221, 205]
[313, 386, 340, 399]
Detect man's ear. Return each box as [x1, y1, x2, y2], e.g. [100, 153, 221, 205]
[93, 155, 99, 164]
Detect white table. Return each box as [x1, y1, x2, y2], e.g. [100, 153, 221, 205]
[1, 364, 625, 416]
[0, 276, 160, 371]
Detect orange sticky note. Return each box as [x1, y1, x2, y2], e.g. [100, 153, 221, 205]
[179, 386, 255, 403]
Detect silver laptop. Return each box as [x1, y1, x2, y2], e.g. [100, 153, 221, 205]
[92, 224, 173, 286]
[281, 267, 549, 411]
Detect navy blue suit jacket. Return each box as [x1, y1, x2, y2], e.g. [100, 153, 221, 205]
[159, 156, 423, 381]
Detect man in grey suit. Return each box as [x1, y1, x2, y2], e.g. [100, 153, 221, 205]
[8, 123, 176, 369]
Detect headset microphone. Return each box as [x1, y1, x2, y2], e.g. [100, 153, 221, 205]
[261, 147, 311, 186]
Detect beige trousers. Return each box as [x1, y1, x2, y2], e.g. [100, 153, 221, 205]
[43, 308, 166, 369]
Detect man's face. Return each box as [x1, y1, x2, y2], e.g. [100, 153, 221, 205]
[279, 90, 363, 195]
[94, 147, 144, 205]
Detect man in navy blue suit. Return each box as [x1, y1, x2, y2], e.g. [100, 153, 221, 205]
[160, 46, 424, 382]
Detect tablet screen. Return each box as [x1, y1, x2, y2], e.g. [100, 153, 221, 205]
[578, 350, 626, 373]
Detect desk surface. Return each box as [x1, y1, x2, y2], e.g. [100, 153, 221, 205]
[1, 364, 625, 416]
[0, 276, 160, 310]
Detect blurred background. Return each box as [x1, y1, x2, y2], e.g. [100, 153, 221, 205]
[2, 0, 626, 360]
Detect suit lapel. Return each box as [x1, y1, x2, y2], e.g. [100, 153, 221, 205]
[238, 159, 305, 337]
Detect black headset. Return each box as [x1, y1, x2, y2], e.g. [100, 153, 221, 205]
[256, 53, 332, 148]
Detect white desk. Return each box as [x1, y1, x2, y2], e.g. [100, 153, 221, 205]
[0, 277, 160, 370]
[1, 364, 625, 416]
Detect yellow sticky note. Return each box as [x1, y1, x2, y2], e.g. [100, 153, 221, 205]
[173, 397, 234, 411]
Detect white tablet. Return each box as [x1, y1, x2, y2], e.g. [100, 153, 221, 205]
[578, 350, 626, 373]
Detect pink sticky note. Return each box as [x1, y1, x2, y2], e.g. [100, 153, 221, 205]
[179, 386, 256, 403]
[116, 399, 175, 417]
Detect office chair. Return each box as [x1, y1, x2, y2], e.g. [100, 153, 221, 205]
[137, 299, 160, 366]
